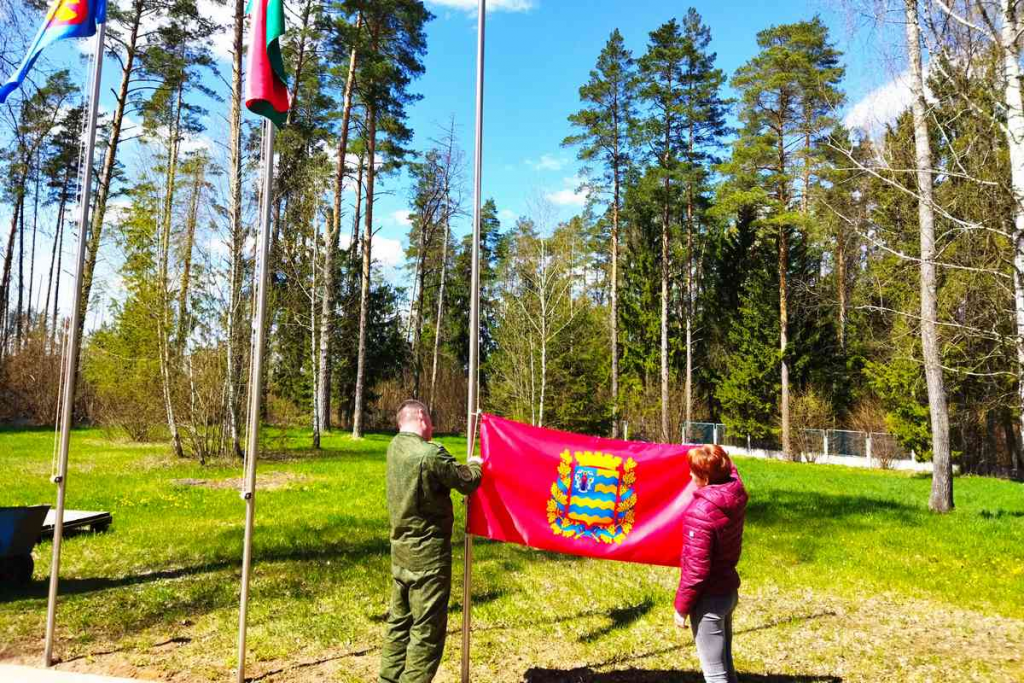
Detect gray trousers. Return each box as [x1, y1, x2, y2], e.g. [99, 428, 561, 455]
[689, 590, 739, 683]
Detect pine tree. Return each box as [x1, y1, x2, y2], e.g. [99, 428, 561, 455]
[349, 0, 430, 438]
[726, 17, 845, 457]
[677, 9, 730, 441]
[639, 19, 688, 441]
[564, 28, 637, 437]
[41, 104, 85, 343]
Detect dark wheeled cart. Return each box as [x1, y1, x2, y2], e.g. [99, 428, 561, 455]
[0, 505, 50, 584]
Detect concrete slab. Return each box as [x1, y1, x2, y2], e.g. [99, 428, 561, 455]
[0, 664, 142, 683]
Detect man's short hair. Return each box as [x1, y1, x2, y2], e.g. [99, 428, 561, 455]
[396, 399, 430, 426]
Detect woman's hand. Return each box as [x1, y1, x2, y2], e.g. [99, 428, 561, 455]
[674, 610, 688, 629]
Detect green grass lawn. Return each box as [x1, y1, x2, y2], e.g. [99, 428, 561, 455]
[0, 426, 1022, 682]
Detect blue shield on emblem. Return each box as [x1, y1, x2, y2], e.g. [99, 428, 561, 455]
[573, 467, 597, 494]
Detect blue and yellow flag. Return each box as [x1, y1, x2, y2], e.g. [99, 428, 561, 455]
[0, 0, 107, 104]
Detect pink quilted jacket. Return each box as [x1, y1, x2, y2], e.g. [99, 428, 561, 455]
[674, 464, 748, 616]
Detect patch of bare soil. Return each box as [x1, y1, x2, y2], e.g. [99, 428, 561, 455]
[171, 472, 311, 491]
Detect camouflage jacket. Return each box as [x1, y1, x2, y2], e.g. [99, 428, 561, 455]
[386, 431, 482, 571]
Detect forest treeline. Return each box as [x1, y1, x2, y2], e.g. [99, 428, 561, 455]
[0, 1, 1022, 496]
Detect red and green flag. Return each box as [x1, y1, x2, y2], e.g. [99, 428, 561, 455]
[246, 0, 289, 127]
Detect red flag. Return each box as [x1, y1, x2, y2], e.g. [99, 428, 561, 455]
[468, 414, 696, 567]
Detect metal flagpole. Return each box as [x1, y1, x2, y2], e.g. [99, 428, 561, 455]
[43, 21, 106, 668]
[236, 118, 276, 683]
[462, 1, 485, 682]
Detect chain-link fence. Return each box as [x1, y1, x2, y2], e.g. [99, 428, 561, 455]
[682, 422, 912, 465]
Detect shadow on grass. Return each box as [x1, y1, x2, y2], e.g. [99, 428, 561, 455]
[573, 611, 839, 670]
[746, 490, 920, 528]
[368, 587, 508, 624]
[578, 597, 655, 643]
[247, 645, 378, 682]
[979, 508, 1024, 519]
[736, 610, 837, 635]
[0, 534, 390, 605]
[523, 670, 840, 682]
[745, 490, 922, 562]
[58, 636, 192, 665]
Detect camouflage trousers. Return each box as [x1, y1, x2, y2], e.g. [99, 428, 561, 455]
[378, 564, 452, 683]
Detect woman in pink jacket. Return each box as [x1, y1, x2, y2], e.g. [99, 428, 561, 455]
[674, 444, 748, 683]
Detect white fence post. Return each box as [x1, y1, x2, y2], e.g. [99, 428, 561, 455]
[823, 432, 829, 460]
[866, 433, 873, 467]
[712, 424, 719, 445]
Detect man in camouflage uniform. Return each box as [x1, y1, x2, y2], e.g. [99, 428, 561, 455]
[379, 399, 483, 683]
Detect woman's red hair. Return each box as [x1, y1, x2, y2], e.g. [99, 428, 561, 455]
[688, 444, 733, 485]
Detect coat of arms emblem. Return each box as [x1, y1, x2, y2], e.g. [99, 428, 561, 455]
[547, 450, 637, 544]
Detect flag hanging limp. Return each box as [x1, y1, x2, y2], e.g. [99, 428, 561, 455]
[0, 0, 107, 105]
[246, 0, 289, 127]
[468, 414, 697, 567]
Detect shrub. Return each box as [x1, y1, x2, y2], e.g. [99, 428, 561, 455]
[789, 388, 833, 462]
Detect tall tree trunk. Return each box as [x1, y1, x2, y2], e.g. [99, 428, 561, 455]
[311, 236, 320, 449]
[318, 15, 360, 439]
[352, 102, 376, 439]
[539, 321, 547, 429]
[996, 0, 1024, 488]
[158, 86, 184, 459]
[429, 211, 450, 411]
[685, 183, 694, 443]
[777, 121, 792, 458]
[75, 0, 144, 381]
[661, 176, 671, 443]
[16, 185, 25, 345]
[411, 218, 430, 398]
[0, 200, 18, 358]
[837, 230, 847, 351]
[349, 153, 365, 267]
[684, 121, 696, 443]
[45, 185, 68, 344]
[225, 0, 246, 459]
[176, 161, 202, 351]
[660, 96, 672, 443]
[779, 226, 791, 457]
[905, 0, 952, 512]
[611, 109, 621, 439]
[28, 158, 40, 327]
[0, 199, 20, 357]
[801, 128, 811, 215]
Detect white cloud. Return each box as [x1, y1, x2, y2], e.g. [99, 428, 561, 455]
[106, 199, 132, 224]
[545, 177, 588, 207]
[206, 236, 231, 259]
[498, 209, 517, 223]
[374, 237, 405, 268]
[525, 154, 568, 172]
[198, 0, 243, 63]
[844, 70, 935, 135]
[391, 210, 413, 227]
[427, 0, 535, 13]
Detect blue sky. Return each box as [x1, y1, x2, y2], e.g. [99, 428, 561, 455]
[3, 0, 912, 327]
[395, 0, 907, 244]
